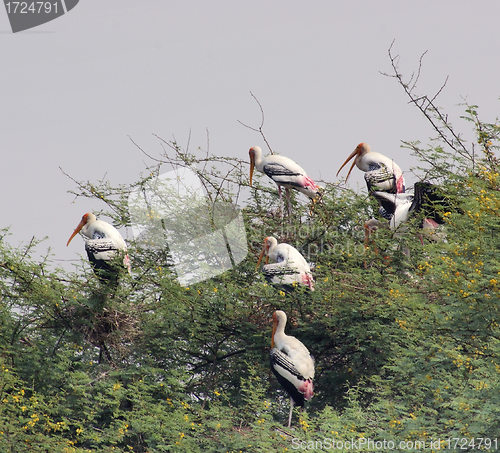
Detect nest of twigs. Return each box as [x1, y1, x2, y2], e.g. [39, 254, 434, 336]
[59, 298, 142, 363]
[81, 307, 139, 349]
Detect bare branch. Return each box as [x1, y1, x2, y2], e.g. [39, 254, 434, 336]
[128, 136, 163, 164]
[384, 44, 472, 161]
[428, 75, 449, 106]
[411, 50, 428, 92]
[237, 91, 274, 154]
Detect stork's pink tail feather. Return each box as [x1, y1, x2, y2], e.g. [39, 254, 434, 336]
[302, 175, 319, 192]
[396, 175, 405, 193]
[298, 379, 314, 401]
[302, 272, 315, 291]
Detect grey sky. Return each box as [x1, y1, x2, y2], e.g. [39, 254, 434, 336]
[1, 1, 499, 268]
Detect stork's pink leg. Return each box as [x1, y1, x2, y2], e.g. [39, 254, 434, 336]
[278, 186, 284, 218]
[286, 188, 292, 216]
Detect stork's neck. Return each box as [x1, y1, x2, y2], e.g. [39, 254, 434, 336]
[274, 317, 286, 340]
[267, 240, 277, 259]
[356, 152, 379, 171]
[253, 149, 264, 171]
[360, 152, 401, 174]
[81, 223, 94, 240]
[82, 218, 101, 240]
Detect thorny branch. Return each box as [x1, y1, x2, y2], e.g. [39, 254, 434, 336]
[150, 133, 247, 206]
[381, 41, 472, 161]
[237, 91, 275, 154]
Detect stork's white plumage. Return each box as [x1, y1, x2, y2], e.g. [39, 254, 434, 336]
[67, 213, 131, 279]
[270, 310, 314, 428]
[371, 191, 414, 230]
[256, 237, 314, 290]
[249, 146, 320, 214]
[337, 143, 405, 195]
[372, 182, 451, 232]
[373, 182, 455, 249]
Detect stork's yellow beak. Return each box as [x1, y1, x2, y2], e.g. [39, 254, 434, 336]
[249, 152, 255, 186]
[66, 216, 87, 246]
[256, 238, 268, 270]
[336, 145, 362, 181]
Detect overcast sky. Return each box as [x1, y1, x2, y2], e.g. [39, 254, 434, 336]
[1, 1, 499, 268]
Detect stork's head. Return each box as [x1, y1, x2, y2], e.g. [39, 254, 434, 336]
[66, 213, 96, 246]
[336, 142, 371, 181]
[248, 146, 261, 186]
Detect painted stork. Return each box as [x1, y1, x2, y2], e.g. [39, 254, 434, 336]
[270, 310, 314, 428]
[336, 143, 405, 195]
[371, 182, 450, 231]
[363, 183, 458, 268]
[363, 182, 455, 266]
[67, 213, 131, 280]
[249, 146, 320, 214]
[256, 237, 314, 291]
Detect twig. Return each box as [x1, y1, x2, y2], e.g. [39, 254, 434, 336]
[237, 92, 274, 154]
[381, 42, 472, 161]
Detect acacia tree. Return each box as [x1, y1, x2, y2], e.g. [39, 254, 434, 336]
[1, 50, 500, 452]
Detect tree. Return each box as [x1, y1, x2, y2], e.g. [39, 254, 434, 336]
[1, 49, 500, 451]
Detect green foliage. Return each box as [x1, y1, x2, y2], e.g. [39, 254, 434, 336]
[2, 81, 500, 450]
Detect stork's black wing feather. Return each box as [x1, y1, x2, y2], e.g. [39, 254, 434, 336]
[85, 239, 121, 282]
[269, 348, 306, 407]
[409, 182, 456, 224]
[262, 265, 297, 279]
[263, 162, 302, 178]
[371, 191, 398, 217]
